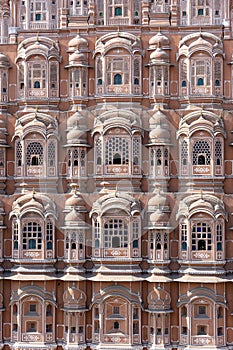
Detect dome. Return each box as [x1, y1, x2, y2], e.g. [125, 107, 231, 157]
[65, 193, 86, 210]
[150, 110, 169, 126]
[68, 34, 88, 50]
[149, 210, 169, 225]
[67, 129, 87, 143]
[65, 208, 84, 222]
[150, 47, 169, 62]
[0, 52, 10, 67]
[148, 192, 168, 209]
[67, 112, 86, 129]
[69, 50, 87, 64]
[149, 32, 170, 48]
[149, 125, 170, 142]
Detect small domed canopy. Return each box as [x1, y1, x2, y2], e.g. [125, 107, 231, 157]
[92, 108, 142, 136]
[63, 286, 87, 310]
[68, 34, 88, 52]
[177, 193, 226, 220]
[67, 111, 87, 130]
[148, 192, 170, 211]
[67, 128, 87, 144]
[90, 192, 141, 217]
[147, 286, 172, 312]
[177, 110, 225, 139]
[16, 36, 60, 61]
[150, 47, 169, 63]
[149, 110, 171, 145]
[149, 32, 170, 49]
[65, 192, 86, 211]
[178, 32, 224, 60]
[65, 208, 83, 222]
[149, 210, 169, 226]
[10, 285, 56, 305]
[69, 50, 87, 66]
[0, 52, 10, 68]
[177, 287, 226, 307]
[10, 192, 57, 220]
[94, 32, 142, 57]
[63, 208, 88, 230]
[12, 112, 59, 141]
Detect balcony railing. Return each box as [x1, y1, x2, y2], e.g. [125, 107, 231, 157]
[107, 18, 129, 25]
[192, 335, 214, 346]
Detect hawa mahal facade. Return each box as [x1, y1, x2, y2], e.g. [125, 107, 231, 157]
[0, 0, 232, 350]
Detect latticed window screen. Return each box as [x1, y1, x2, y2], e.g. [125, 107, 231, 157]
[30, 0, 47, 21]
[181, 223, 187, 250]
[192, 222, 212, 251]
[94, 220, 100, 248]
[26, 142, 44, 165]
[214, 60, 222, 86]
[192, 0, 210, 16]
[23, 222, 42, 250]
[73, 149, 79, 166]
[96, 138, 102, 165]
[192, 140, 211, 165]
[16, 142, 22, 166]
[134, 59, 140, 84]
[107, 57, 130, 85]
[216, 223, 223, 251]
[50, 62, 57, 88]
[104, 219, 128, 248]
[133, 138, 140, 165]
[18, 62, 24, 89]
[46, 220, 53, 250]
[67, 149, 71, 167]
[181, 140, 188, 165]
[191, 60, 211, 86]
[28, 62, 46, 89]
[105, 137, 130, 165]
[132, 220, 139, 247]
[214, 140, 222, 165]
[13, 220, 19, 249]
[180, 59, 187, 87]
[48, 141, 56, 167]
[0, 149, 4, 167]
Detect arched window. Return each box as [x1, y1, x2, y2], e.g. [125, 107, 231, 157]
[114, 74, 122, 85]
[192, 140, 210, 165]
[191, 59, 211, 90]
[26, 142, 44, 166]
[197, 77, 204, 86]
[191, 223, 212, 251]
[34, 81, 40, 88]
[104, 219, 128, 249]
[23, 222, 42, 250]
[105, 137, 129, 166]
[113, 153, 121, 164]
